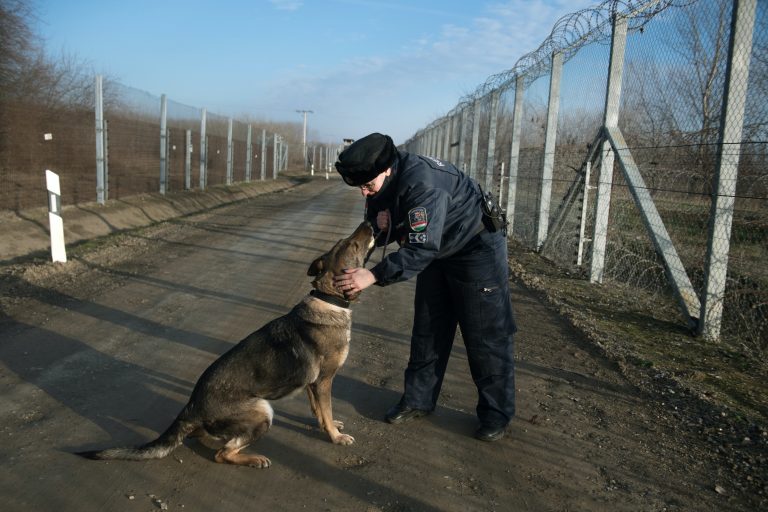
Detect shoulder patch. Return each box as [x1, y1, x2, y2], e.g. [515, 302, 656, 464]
[408, 207, 428, 232]
[422, 155, 445, 167]
[409, 232, 427, 244]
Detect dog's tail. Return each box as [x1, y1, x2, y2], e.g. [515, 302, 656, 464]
[77, 414, 199, 461]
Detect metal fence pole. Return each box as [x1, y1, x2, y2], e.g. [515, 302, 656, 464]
[159, 94, 168, 194]
[506, 75, 525, 234]
[536, 51, 563, 250]
[95, 75, 105, 205]
[450, 113, 459, 165]
[273, 134, 279, 179]
[700, 0, 757, 340]
[260, 129, 266, 181]
[246, 124, 252, 183]
[199, 108, 207, 190]
[458, 107, 468, 171]
[103, 119, 109, 200]
[485, 89, 500, 191]
[226, 118, 233, 185]
[469, 98, 481, 180]
[185, 129, 192, 190]
[589, 14, 627, 283]
[443, 119, 451, 161]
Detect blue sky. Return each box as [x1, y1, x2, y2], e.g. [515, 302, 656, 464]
[34, 0, 597, 144]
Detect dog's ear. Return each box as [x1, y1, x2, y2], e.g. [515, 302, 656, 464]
[307, 255, 325, 276]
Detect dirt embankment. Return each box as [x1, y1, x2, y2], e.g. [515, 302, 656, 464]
[507, 244, 767, 506]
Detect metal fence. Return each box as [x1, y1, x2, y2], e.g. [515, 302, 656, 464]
[0, 78, 339, 212]
[403, 0, 767, 352]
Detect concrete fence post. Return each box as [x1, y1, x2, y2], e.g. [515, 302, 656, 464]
[95, 75, 105, 204]
[246, 124, 253, 183]
[261, 129, 266, 181]
[486, 89, 501, 191]
[226, 118, 234, 185]
[185, 129, 192, 190]
[590, 14, 627, 282]
[469, 98, 481, 180]
[536, 50, 563, 250]
[159, 94, 168, 194]
[700, 0, 757, 339]
[506, 75, 525, 235]
[199, 108, 207, 190]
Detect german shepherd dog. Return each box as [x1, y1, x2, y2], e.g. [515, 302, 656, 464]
[78, 221, 375, 468]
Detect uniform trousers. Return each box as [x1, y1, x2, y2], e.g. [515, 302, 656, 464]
[401, 229, 517, 427]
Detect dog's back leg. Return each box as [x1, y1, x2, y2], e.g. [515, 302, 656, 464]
[209, 399, 274, 468]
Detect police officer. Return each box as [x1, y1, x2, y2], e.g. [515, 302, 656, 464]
[333, 132, 516, 441]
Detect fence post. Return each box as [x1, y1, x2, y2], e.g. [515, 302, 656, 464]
[469, 98, 481, 180]
[260, 129, 266, 181]
[506, 75, 525, 235]
[159, 94, 168, 194]
[185, 129, 192, 190]
[458, 107, 468, 171]
[246, 124, 253, 183]
[226, 118, 233, 185]
[199, 108, 207, 190]
[590, 14, 627, 283]
[312, 145, 317, 176]
[486, 89, 500, 191]
[273, 134, 279, 179]
[700, 0, 757, 340]
[95, 75, 106, 205]
[450, 113, 459, 164]
[443, 119, 451, 161]
[103, 119, 109, 200]
[536, 51, 563, 250]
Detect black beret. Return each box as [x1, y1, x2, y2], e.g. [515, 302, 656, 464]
[335, 133, 397, 186]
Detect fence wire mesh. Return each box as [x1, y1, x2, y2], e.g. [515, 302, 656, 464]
[404, 0, 766, 355]
[0, 79, 315, 213]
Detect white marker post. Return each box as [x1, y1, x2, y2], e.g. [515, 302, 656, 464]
[45, 170, 67, 263]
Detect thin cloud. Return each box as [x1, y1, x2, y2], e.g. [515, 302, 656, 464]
[269, 0, 303, 11]
[256, 0, 594, 141]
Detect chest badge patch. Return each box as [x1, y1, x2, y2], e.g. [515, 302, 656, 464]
[408, 207, 428, 232]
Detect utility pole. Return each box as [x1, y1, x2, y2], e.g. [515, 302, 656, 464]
[296, 109, 313, 171]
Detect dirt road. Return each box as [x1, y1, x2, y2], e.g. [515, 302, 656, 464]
[0, 178, 753, 511]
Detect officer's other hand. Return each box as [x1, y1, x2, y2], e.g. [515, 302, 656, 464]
[376, 210, 390, 231]
[333, 268, 376, 297]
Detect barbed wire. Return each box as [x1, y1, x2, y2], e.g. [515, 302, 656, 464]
[409, 0, 701, 141]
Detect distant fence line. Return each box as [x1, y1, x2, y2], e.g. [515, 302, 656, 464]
[0, 78, 339, 212]
[403, 0, 766, 351]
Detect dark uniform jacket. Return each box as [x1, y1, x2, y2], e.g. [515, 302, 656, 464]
[367, 151, 485, 286]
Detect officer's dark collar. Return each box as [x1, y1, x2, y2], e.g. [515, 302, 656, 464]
[369, 156, 400, 201]
[310, 289, 351, 309]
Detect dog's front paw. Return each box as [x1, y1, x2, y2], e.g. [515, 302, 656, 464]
[248, 455, 272, 469]
[332, 433, 355, 445]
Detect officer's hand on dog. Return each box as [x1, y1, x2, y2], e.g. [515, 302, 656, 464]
[334, 268, 376, 297]
[376, 210, 390, 231]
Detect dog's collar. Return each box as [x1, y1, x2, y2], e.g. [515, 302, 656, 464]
[310, 289, 351, 309]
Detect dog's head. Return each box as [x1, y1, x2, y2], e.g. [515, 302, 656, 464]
[307, 221, 376, 302]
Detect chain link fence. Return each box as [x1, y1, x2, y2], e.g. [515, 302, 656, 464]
[0, 79, 338, 211]
[404, 0, 766, 355]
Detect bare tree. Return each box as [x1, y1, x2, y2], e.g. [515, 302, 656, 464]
[1, 0, 94, 109]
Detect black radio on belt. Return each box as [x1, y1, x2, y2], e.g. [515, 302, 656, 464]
[479, 186, 508, 236]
